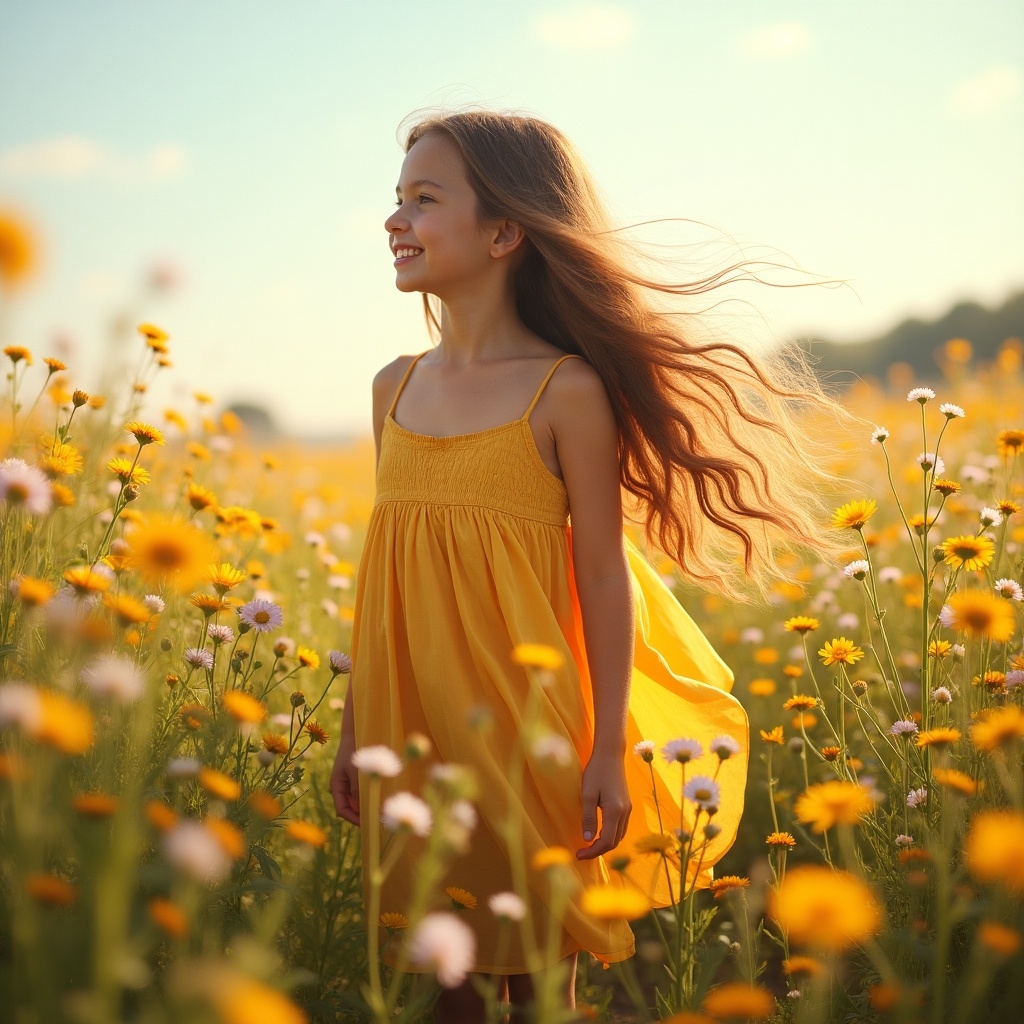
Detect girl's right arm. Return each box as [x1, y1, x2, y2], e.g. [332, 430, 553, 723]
[330, 357, 413, 826]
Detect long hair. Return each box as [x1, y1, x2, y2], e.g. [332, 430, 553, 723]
[403, 111, 845, 598]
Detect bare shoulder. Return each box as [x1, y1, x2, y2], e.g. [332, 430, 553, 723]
[546, 356, 615, 421]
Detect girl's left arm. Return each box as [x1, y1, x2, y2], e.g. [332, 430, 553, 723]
[549, 360, 635, 861]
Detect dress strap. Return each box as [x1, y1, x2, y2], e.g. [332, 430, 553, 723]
[388, 352, 428, 417]
[522, 354, 583, 419]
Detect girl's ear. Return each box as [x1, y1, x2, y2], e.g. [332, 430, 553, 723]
[489, 219, 527, 260]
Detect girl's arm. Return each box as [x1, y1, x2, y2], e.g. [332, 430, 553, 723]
[548, 360, 635, 861]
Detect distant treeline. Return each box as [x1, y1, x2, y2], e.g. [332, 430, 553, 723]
[801, 289, 1024, 384]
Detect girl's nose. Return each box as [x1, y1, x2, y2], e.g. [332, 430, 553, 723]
[384, 205, 405, 233]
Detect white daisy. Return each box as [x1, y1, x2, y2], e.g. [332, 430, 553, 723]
[408, 912, 476, 988]
[488, 892, 526, 921]
[351, 744, 402, 778]
[662, 737, 703, 764]
[844, 560, 870, 580]
[0, 458, 53, 516]
[80, 653, 146, 702]
[870, 426, 890, 444]
[381, 791, 432, 836]
[979, 507, 1003, 528]
[907, 387, 936, 403]
[939, 403, 965, 419]
[994, 579, 1023, 602]
[163, 821, 233, 884]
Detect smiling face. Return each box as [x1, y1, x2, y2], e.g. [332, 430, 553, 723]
[384, 133, 498, 299]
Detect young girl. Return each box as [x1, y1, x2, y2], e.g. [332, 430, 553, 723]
[331, 111, 833, 1020]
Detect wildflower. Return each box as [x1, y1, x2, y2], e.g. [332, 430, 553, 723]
[198, 768, 241, 802]
[126, 515, 217, 592]
[929, 639, 952, 658]
[843, 560, 870, 580]
[190, 594, 226, 617]
[304, 720, 329, 745]
[980, 506, 1003, 528]
[581, 885, 651, 921]
[0, 458, 53, 515]
[784, 616, 819, 633]
[964, 810, 1024, 894]
[408, 912, 476, 988]
[62, 566, 111, 595]
[820, 745, 842, 761]
[995, 578, 1024, 601]
[770, 865, 882, 951]
[759, 726, 784, 744]
[1008, 670, 1024, 690]
[889, 720, 918, 738]
[940, 534, 995, 571]
[907, 787, 928, 808]
[137, 322, 169, 346]
[932, 768, 977, 796]
[975, 670, 1007, 691]
[290, 692, 305, 709]
[907, 387, 936, 403]
[187, 483, 217, 511]
[284, 820, 328, 847]
[3, 345, 32, 365]
[818, 638, 865, 667]
[446, 886, 478, 911]
[683, 776, 720, 811]
[488, 892, 526, 921]
[709, 876, 750, 899]
[238, 598, 283, 633]
[511, 642, 564, 670]
[208, 624, 234, 645]
[709, 735, 741, 762]
[184, 648, 214, 671]
[13, 576, 54, 606]
[794, 781, 876, 832]
[25, 874, 77, 906]
[997, 430, 1024, 457]
[221, 691, 265, 724]
[328, 650, 352, 674]
[38, 440, 83, 478]
[80, 653, 146, 702]
[124, 421, 165, 447]
[753, 647, 778, 664]
[166, 756, 202, 779]
[740, 627, 764, 644]
[532, 846, 573, 871]
[249, 791, 282, 819]
[783, 956, 820, 976]
[971, 706, 1024, 751]
[749, 679, 777, 698]
[380, 911, 409, 930]
[633, 739, 656, 762]
[939, 591, 1015, 642]
[999, 498, 1022, 516]
[934, 478, 961, 496]
[381, 792, 432, 836]
[939, 402, 965, 419]
[767, 831, 796, 848]
[296, 647, 319, 669]
[635, 833, 675, 856]
[102, 593, 152, 627]
[163, 821, 233, 884]
[148, 898, 188, 938]
[702, 983, 774, 1020]
[106, 457, 149, 486]
[932, 686, 953, 703]
[72, 792, 119, 817]
[662, 737, 703, 764]
[917, 452, 945, 476]
[870, 426, 889, 444]
[782, 695, 817, 711]
[977, 922, 1022, 957]
[205, 563, 247, 593]
[915, 727, 960, 749]
[831, 499, 877, 531]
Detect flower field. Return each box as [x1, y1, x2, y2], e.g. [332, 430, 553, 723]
[2, 239, 1024, 1019]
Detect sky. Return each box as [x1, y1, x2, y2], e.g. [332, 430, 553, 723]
[1, 0, 1022, 436]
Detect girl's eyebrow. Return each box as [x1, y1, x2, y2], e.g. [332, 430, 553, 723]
[395, 178, 446, 195]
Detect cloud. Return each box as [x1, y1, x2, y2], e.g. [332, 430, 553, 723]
[532, 3, 636, 51]
[738, 21, 811, 59]
[950, 66, 1021, 116]
[0, 136, 187, 183]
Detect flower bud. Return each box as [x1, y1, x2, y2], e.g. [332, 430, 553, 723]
[851, 679, 868, 697]
[256, 750, 275, 768]
[703, 822, 721, 840]
[124, 484, 140, 503]
[160, 638, 173, 652]
[788, 737, 804, 755]
[72, 389, 89, 407]
[290, 691, 306, 709]
[238, 620, 252, 634]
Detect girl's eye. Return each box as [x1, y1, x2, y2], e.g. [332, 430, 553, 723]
[417, 194, 433, 204]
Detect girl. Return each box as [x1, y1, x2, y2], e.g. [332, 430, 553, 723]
[331, 111, 834, 1021]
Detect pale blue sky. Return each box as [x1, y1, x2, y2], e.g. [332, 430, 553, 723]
[1, 0, 1021, 434]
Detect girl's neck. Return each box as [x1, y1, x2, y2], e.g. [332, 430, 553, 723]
[436, 285, 531, 363]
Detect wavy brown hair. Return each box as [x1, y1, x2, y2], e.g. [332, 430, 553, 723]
[404, 111, 845, 597]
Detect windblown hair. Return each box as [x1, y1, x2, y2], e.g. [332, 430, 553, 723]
[404, 110, 844, 598]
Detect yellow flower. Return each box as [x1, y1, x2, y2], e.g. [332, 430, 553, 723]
[794, 781, 875, 832]
[221, 691, 266, 725]
[303, 720, 329, 745]
[971, 706, 1024, 752]
[209, 975, 307, 1024]
[977, 922, 1021, 957]
[753, 647, 777, 665]
[148, 897, 188, 938]
[820, 746, 842, 761]
[137, 322, 169, 345]
[784, 616, 819, 633]
[198, 768, 241, 802]
[205, 562, 247, 593]
[997, 498, 1022, 516]
[928, 639, 952, 658]
[782, 694, 817, 711]
[144, 800, 178, 831]
[702, 983, 774, 1020]
[832, 499, 877, 531]
[204, 817, 246, 859]
[102, 593, 152, 627]
[191, 593, 227, 617]
[940, 534, 995, 571]
[782, 955, 821, 976]
[964, 810, 1024, 894]
[445, 886, 478, 910]
[379, 912, 408, 930]
[50, 482, 75, 507]
[580, 884, 651, 921]
[770, 865, 882, 951]
[915, 727, 961, 750]
[635, 833, 675, 855]
[124, 420, 165, 446]
[3, 344, 32, 364]
[818, 637, 865, 667]
[759, 726, 784, 745]
[72, 792, 119, 817]
[63, 566, 111, 595]
[997, 429, 1024, 458]
[106, 457, 151, 485]
[767, 831, 797, 848]
[974, 670, 1006, 690]
[34, 690, 94, 754]
[932, 768, 978, 796]
[284, 820, 328, 847]
[25, 874, 77, 906]
[531, 846, 573, 871]
[126, 515, 218, 592]
[783, 664, 802, 678]
[248, 791, 283, 819]
[748, 678, 776, 696]
[0, 211, 36, 288]
[14, 576, 54, 606]
[709, 876, 750, 899]
[296, 647, 319, 670]
[261, 733, 288, 756]
[38, 440, 83, 478]
[941, 590, 1016, 642]
[933, 478, 961, 496]
[512, 642, 564, 671]
[187, 483, 217, 511]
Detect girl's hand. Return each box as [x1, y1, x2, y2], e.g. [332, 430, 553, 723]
[576, 752, 631, 860]
[330, 683, 361, 826]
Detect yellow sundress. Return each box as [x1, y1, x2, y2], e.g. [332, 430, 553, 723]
[351, 352, 749, 973]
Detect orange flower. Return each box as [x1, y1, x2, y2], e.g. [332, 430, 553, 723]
[148, 897, 188, 938]
[72, 793, 119, 817]
[770, 865, 882, 951]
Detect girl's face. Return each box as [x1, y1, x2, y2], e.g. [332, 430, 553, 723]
[385, 133, 496, 298]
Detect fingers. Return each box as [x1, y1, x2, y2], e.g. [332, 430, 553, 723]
[576, 796, 631, 860]
[331, 767, 361, 826]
